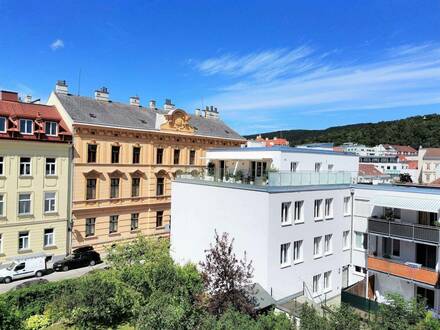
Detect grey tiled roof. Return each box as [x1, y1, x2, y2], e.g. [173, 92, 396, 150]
[55, 93, 245, 141]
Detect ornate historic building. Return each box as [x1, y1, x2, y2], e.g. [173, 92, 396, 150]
[48, 81, 244, 251]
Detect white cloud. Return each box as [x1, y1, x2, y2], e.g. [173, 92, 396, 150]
[50, 39, 64, 51]
[191, 43, 440, 118]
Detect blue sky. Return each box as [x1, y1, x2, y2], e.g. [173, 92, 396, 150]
[0, 0, 439, 135]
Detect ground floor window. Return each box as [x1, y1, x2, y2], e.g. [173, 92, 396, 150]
[18, 231, 29, 250]
[85, 218, 96, 237]
[131, 213, 139, 231]
[416, 286, 435, 309]
[44, 228, 54, 247]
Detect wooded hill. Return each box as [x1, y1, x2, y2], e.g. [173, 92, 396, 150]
[245, 114, 440, 147]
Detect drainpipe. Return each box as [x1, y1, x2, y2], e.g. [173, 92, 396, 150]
[67, 138, 75, 255]
[349, 187, 355, 284]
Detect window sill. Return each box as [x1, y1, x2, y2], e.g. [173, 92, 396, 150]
[18, 249, 32, 254]
[314, 218, 323, 222]
[0, 253, 5, 257]
[325, 216, 333, 220]
[323, 288, 332, 294]
[130, 229, 141, 234]
[19, 175, 33, 179]
[281, 222, 292, 227]
[294, 220, 304, 225]
[43, 245, 58, 250]
[85, 235, 97, 240]
[343, 247, 350, 252]
[45, 175, 58, 178]
[109, 232, 121, 237]
[293, 259, 304, 265]
[44, 211, 58, 215]
[344, 214, 351, 217]
[324, 252, 333, 256]
[280, 264, 291, 269]
[18, 214, 34, 218]
[313, 255, 323, 260]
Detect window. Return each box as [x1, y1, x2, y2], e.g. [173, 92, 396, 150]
[88, 144, 97, 163]
[293, 240, 303, 263]
[156, 177, 164, 196]
[86, 179, 97, 200]
[328, 164, 334, 171]
[312, 274, 321, 294]
[132, 178, 140, 197]
[0, 156, 3, 175]
[156, 211, 164, 227]
[156, 148, 164, 164]
[189, 150, 196, 165]
[44, 228, 54, 247]
[343, 231, 350, 250]
[18, 231, 29, 250]
[110, 178, 120, 198]
[85, 218, 96, 237]
[19, 119, 33, 134]
[324, 234, 332, 254]
[324, 271, 332, 291]
[290, 162, 298, 172]
[0, 194, 4, 216]
[111, 146, 120, 163]
[0, 117, 6, 132]
[280, 243, 291, 267]
[0, 233, 2, 253]
[281, 202, 291, 225]
[20, 157, 31, 176]
[355, 266, 367, 274]
[132, 147, 140, 164]
[131, 213, 139, 231]
[173, 149, 180, 165]
[44, 192, 56, 213]
[343, 196, 351, 215]
[18, 193, 31, 215]
[324, 198, 333, 218]
[293, 201, 303, 223]
[314, 199, 323, 220]
[355, 231, 367, 250]
[45, 121, 58, 136]
[384, 207, 400, 220]
[45, 158, 56, 176]
[392, 239, 400, 257]
[109, 215, 118, 233]
[313, 236, 322, 257]
[314, 162, 321, 172]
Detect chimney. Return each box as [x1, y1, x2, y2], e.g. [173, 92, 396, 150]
[195, 108, 201, 116]
[55, 80, 68, 94]
[129, 96, 140, 107]
[149, 99, 156, 110]
[203, 105, 220, 119]
[95, 87, 109, 102]
[164, 98, 175, 111]
[0, 90, 19, 102]
[24, 95, 32, 103]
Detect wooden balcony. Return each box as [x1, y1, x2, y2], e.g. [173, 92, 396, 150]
[368, 256, 439, 286]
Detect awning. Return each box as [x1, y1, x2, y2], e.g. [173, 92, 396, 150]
[371, 195, 440, 213]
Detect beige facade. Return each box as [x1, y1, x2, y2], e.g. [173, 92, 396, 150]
[0, 140, 71, 263]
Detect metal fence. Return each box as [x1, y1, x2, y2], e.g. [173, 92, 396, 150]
[341, 291, 379, 313]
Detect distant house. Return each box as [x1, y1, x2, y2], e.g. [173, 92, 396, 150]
[381, 144, 418, 157]
[358, 164, 391, 184]
[255, 135, 289, 147]
[418, 148, 440, 184]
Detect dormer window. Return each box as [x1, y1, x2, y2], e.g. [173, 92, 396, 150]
[45, 121, 58, 136]
[0, 117, 6, 133]
[19, 119, 33, 135]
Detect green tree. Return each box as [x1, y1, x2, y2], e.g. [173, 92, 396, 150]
[0, 297, 22, 330]
[200, 232, 256, 316]
[298, 303, 329, 330]
[327, 303, 361, 330]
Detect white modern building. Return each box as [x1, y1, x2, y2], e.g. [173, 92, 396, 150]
[171, 146, 440, 314]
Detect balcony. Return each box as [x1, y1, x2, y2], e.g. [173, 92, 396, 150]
[368, 217, 440, 245]
[368, 256, 439, 286]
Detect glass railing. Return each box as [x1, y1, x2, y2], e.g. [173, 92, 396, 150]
[176, 169, 357, 187]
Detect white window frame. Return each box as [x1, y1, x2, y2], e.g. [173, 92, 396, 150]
[324, 234, 333, 255]
[18, 193, 32, 215]
[312, 274, 321, 295]
[19, 119, 33, 135]
[0, 156, 3, 176]
[324, 198, 333, 219]
[280, 242, 291, 268]
[18, 231, 29, 250]
[323, 271, 332, 292]
[314, 162, 321, 172]
[293, 240, 303, 264]
[343, 196, 351, 216]
[293, 200, 304, 223]
[0, 194, 4, 217]
[355, 231, 367, 251]
[343, 230, 350, 250]
[313, 236, 322, 258]
[328, 164, 334, 171]
[45, 121, 58, 136]
[44, 192, 57, 213]
[290, 162, 298, 172]
[19, 157, 32, 176]
[45, 158, 56, 176]
[43, 228, 55, 247]
[314, 199, 323, 220]
[0, 117, 6, 133]
[281, 202, 291, 226]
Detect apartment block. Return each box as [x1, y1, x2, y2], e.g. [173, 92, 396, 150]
[0, 90, 72, 263]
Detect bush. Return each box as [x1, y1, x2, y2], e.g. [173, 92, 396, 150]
[24, 313, 51, 330]
[0, 297, 22, 330]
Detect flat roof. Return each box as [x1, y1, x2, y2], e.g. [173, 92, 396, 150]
[207, 146, 356, 157]
[354, 183, 440, 196]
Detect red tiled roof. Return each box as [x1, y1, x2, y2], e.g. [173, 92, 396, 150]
[255, 136, 289, 147]
[0, 98, 71, 143]
[406, 160, 418, 169]
[390, 145, 417, 153]
[359, 164, 385, 176]
[333, 146, 344, 152]
[423, 148, 440, 159]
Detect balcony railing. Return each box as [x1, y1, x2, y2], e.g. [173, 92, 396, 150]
[368, 217, 440, 245]
[176, 169, 357, 187]
[368, 255, 439, 286]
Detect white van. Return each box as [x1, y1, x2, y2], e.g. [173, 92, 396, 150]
[0, 253, 48, 284]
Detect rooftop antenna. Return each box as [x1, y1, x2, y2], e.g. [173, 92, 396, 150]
[77, 68, 82, 96]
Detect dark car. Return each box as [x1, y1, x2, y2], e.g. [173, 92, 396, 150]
[53, 247, 101, 272]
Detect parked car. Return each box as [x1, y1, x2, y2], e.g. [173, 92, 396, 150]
[0, 254, 48, 284]
[14, 278, 49, 290]
[53, 246, 101, 272]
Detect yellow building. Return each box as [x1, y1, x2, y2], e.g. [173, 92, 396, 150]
[48, 81, 245, 251]
[0, 90, 72, 263]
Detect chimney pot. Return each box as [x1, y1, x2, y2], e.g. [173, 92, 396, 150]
[55, 80, 68, 94]
[149, 99, 156, 110]
[95, 87, 109, 102]
[164, 98, 175, 111]
[129, 96, 140, 107]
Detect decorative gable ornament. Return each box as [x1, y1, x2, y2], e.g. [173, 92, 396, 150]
[160, 109, 194, 134]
